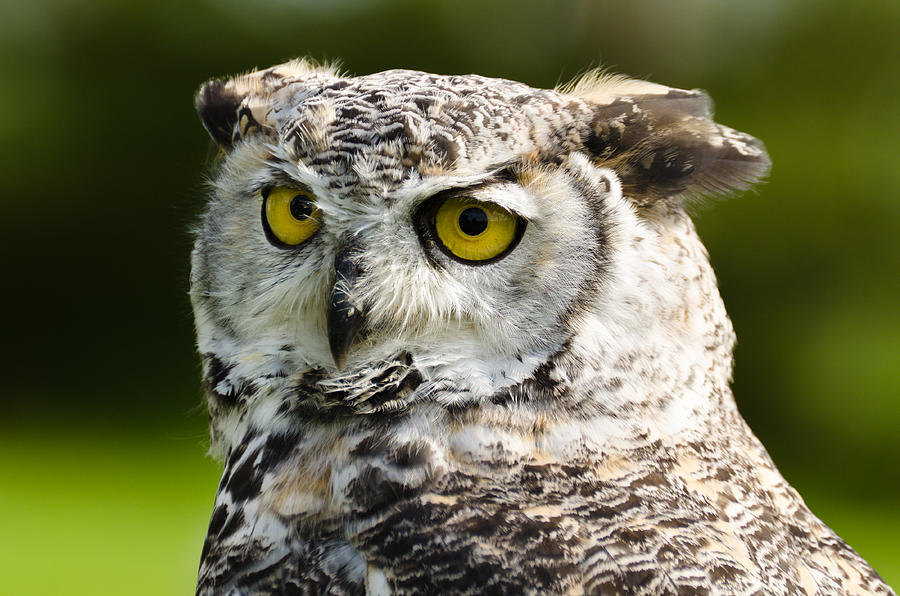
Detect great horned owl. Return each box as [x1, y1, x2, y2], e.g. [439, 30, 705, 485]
[191, 59, 894, 595]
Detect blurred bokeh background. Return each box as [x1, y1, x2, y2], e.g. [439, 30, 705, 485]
[0, 0, 897, 592]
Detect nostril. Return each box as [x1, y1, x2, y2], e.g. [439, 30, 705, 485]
[333, 239, 364, 286]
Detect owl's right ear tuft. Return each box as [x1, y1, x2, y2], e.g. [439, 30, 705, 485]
[195, 79, 242, 151]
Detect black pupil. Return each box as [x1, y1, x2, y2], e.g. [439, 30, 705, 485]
[289, 196, 314, 220]
[458, 207, 488, 236]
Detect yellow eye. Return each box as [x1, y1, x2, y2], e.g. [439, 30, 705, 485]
[432, 196, 523, 263]
[262, 187, 320, 247]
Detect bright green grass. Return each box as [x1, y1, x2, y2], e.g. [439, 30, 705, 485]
[0, 431, 896, 593]
[0, 429, 221, 595]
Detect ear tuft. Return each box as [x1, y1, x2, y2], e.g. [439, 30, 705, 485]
[195, 79, 243, 151]
[564, 74, 771, 204]
[602, 115, 772, 205]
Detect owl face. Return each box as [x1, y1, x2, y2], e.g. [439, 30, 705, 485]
[195, 142, 616, 368]
[193, 60, 769, 446]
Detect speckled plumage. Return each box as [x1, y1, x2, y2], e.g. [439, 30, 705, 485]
[191, 59, 894, 595]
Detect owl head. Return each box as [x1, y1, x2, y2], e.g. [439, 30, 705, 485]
[192, 59, 769, 455]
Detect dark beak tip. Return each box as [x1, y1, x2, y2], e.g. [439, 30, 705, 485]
[327, 306, 362, 371]
[327, 292, 366, 373]
[329, 333, 350, 371]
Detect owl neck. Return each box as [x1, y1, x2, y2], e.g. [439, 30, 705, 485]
[556, 202, 738, 435]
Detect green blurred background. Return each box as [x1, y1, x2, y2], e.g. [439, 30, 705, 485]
[0, 0, 897, 592]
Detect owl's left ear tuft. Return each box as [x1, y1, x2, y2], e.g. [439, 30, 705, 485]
[195, 79, 243, 151]
[596, 112, 773, 206]
[565, 74, 771, 205]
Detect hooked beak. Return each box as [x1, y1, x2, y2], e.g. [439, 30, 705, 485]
[327, 241, 367, 370]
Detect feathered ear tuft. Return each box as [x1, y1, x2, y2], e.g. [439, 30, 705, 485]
[563, 72, 771, 205]
[195, 79, 244, 151]
[194, 58, 343, 152]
